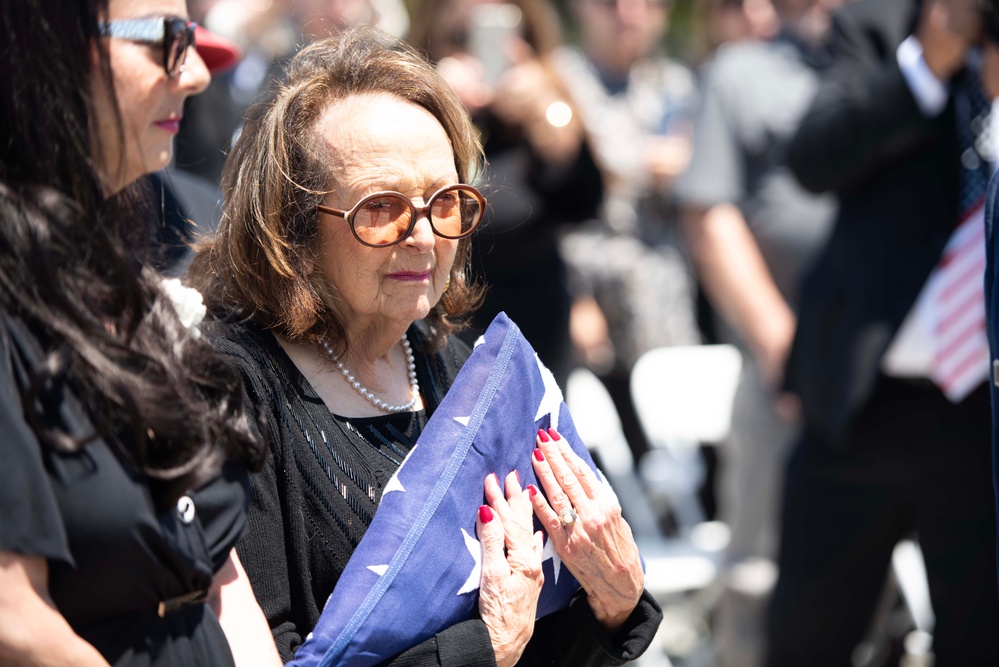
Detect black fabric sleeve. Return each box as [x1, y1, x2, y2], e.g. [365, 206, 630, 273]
[376, 619, 496, 667]
[207, 326, 301, 661]
[0, 327, 73, 565]
[237, 454, 304, 661]
[376, 588, 662, 667]
[519, 589, 663, 667]
[788, 5, 934, 195]
[216, 336, 304, 662]
[189, 461, 251, 573]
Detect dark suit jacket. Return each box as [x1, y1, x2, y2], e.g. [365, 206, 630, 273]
[785, 0, 962, 444]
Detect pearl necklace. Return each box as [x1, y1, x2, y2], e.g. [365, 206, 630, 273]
[321, 335, 420, 413]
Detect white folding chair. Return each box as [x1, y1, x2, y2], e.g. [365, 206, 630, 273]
[629, 344, 742, 535]
[565, 368, 720, 598]
[566, 368, 660, 538]
[567, 367, 724, 667]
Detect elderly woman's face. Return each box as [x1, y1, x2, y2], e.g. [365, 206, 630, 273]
[313, 92, 461, 331]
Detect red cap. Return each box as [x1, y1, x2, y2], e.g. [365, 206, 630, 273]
[194, 25, 241, 74]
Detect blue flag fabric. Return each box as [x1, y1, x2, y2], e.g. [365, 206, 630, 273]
[288, 313, 602, 667]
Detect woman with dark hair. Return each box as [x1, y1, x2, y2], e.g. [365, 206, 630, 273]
[189, 25, 661, 667]
[0, 1, 280, 665]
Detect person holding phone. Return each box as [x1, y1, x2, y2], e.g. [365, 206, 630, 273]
[0, 1, 280, 665]
[408, 0, 602, 390]
[554, 0, 703, 462]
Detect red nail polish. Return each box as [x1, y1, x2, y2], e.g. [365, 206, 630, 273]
[537, 428, 550, 443]
[528, 484, 538, 500]
[547, 427, 561, 441]
[479, 505, 493, 523]
[533, 448, 545, 462]
[514, 470, 521, 485]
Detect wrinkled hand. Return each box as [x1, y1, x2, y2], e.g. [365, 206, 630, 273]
[478, 471, 545, 667]
[530, 428, 644, 631]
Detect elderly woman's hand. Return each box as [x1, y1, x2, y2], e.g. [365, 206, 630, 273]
[477, 471, 545, 667]
[529, 428, 645, 632]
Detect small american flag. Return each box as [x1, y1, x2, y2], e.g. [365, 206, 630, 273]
[288, 313, 601, 667]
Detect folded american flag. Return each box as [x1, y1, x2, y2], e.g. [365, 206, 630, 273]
[288, 313, 601, 667]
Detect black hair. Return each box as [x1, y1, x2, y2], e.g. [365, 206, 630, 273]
[0, 0, 265, 508]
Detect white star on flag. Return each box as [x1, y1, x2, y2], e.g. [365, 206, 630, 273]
[382, 473, 405, 496]
[383, 444, 420, 496]
[456, 528, 482, 595]
[541, 533, 563, 584]
[534, 354, 562, 429]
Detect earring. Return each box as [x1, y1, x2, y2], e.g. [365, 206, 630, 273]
[444, 276, 452, 292]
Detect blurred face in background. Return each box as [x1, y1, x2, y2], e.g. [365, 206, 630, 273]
[422, 0, 529, 112]
[293, 0, 379, 40]
[425, 0, 508, 61]
[773, 0, 842, 42]
[573, 0, 669, 74]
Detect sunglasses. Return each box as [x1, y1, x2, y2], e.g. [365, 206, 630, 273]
[100, 16, 197, 79]
[317, 185, 486, 248]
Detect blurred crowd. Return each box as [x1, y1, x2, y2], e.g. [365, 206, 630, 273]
[153, 0, 999, 665]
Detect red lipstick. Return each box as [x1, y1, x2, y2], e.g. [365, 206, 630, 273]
[154, 116, 182, 134]
[389, 271, 432, 282]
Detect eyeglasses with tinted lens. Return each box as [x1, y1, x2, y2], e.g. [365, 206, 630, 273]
[100, 16, 197, 79]
[316, 185, 486, 248]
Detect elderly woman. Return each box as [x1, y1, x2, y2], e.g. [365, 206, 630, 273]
[188, 26, 661, 666]
[0, 0, 279, 665]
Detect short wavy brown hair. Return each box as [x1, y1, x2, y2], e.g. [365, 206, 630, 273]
[189, 26, 484, 355]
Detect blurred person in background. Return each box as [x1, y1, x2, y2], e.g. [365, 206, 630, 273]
[694, 0, 779, 58]
[769, 0, 999, 663]
[171, 0, 254, 183]
[408, 0, 603, 388]
[554, 0, 702, 461]
[675, 0, 839, 663]
[175, 0, 408, 187]
[0, 0, 278, 665]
